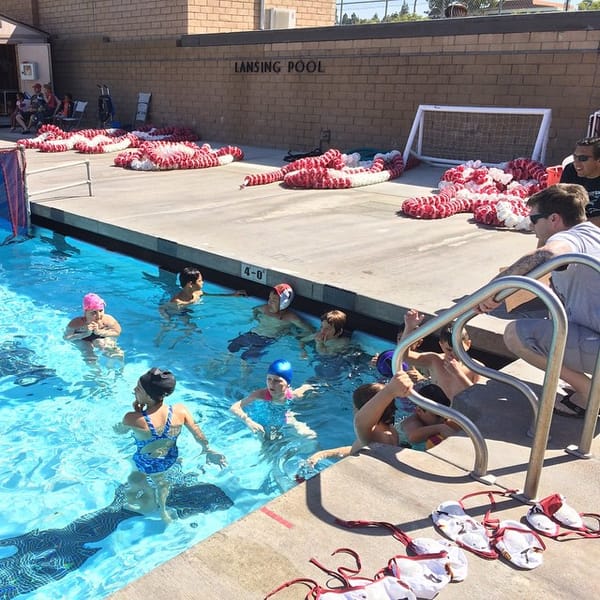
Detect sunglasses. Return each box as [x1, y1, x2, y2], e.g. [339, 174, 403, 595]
[529, 213, 549, 225]
[573, 154, 592, 162]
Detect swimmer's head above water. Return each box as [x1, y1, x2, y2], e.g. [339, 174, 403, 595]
[83, 293, 106, 312]
[272, 283, 294, 311]
[138, 367, 176, 402]
[267, 359, 293, 385]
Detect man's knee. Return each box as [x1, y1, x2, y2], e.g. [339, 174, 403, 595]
[503, 321, 522, 355]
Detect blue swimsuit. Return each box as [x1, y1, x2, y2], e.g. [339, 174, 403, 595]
[132, 406, 179, 474]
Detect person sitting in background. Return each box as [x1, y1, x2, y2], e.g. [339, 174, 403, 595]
[10, 93, 28, 132]
[15, 83, 45, 133]
[559, 136, 600, 227]
[230, 359, 314, 440]
[54, 93, 74, 121]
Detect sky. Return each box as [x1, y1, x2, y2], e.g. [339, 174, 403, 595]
[337, 0, 433, 19]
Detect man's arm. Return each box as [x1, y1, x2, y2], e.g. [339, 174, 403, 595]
[478, 239, 572, 312]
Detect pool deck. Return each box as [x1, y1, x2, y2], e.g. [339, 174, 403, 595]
[1, 131, 599, 599]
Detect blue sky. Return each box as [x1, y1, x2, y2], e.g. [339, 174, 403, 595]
[337, 0, 433, 18]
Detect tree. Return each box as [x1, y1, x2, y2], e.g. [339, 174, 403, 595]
[427, 0, 497, 16]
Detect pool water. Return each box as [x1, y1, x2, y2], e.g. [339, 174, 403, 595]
[0, 226, 411, 600]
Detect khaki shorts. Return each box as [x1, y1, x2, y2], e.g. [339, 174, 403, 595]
[514, 318, 600, 374]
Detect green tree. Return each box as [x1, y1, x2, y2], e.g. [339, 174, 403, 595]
[401, 1, 410, 15]
[427, 0, 497, 17]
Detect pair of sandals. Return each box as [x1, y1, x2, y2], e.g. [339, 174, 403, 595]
[525, 493, 600, 540]
[432, 490, 600, 570]
[431, 490, 546, 570]
[336, 518, 468, 599]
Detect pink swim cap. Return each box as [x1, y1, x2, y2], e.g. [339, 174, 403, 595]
[83, 293, 106, 311]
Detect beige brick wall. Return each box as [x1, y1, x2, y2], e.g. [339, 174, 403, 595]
[49, 17, 600, 166]
[1, 1, 34, 26]
[2, 1, 335, 38]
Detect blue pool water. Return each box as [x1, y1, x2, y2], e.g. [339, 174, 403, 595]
[0, 226, 410, 600]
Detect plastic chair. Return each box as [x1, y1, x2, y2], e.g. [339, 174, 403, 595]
[132, 92, 151, 129]
[56, 100, 88, 131]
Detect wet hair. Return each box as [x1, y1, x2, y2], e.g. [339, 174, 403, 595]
[575, 136, 600, 159]
[139, 368, 176, 401]
[526, 184, 588, 227]
[179, 266, 202, 288]
[352, 382, 395, 425]
[320, 309, 346, 335]
[438, 322, 470, 349]
[418, 383, 451, 407]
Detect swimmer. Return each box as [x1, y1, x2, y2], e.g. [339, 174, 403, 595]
[168, 266, 247, 307]
[121, 368, 226, 522]
[302, 309, 351, 355]
[400, 309, 480, 402]
[64, 293, 122, 356]
[230, 359, 315, 439]
[228, 283, 314, 360]
[371, 325, 427, 383]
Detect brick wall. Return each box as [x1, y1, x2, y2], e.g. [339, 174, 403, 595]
[1, 1, 34, 26]
[2, 1, 335, 38]
[49, 13, 600, 165]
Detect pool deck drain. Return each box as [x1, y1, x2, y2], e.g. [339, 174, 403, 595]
[1, 131, 598, 599]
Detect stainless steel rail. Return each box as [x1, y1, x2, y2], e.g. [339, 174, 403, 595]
[392, 274, 568, 500]
[25, 159, 93, 198]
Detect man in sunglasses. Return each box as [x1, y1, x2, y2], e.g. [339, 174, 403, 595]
[560, 137, 600, 226]
[478, 184, 600, 418]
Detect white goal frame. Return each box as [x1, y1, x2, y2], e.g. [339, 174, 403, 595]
[403, 105, 552, 167]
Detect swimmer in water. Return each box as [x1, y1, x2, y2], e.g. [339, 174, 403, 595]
[64, 293, 123, 358]
[120, 368, 226, 522]
[227, 283, 314, 360]
[168, 266, 247, 307]
[230, 359, 314, 439]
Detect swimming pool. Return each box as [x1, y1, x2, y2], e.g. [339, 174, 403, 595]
[0, 226, 400, 600]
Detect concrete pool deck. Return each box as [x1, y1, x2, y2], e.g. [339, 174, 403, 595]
[1, 131, 599, 599]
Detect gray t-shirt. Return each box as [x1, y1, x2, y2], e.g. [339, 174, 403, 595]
[549, 221, 600, 333]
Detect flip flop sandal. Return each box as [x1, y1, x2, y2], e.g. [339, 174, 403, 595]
[335, 518, 469, 582]
[384, 553, 452, 600]
[431, 500, 498, 559]
[493, 520, 545, 570]
[526, 493, 600, 540]
[553, 393, 586, 418]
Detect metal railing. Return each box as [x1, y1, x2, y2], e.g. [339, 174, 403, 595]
[391, 264, 594, 502]
[24, 158, 93, 200]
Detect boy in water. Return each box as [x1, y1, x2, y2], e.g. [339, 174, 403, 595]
[169, 266, 246, 306]
[302, 309, 350, 355]
[228, 283, 314, 360]
[400, 309, 480, 402]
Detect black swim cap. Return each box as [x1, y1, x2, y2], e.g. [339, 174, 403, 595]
[139, 368, 176, 401]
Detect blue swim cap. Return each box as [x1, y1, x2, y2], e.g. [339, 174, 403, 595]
[375, 350, 408, 378]
[267, 359, 293, 384]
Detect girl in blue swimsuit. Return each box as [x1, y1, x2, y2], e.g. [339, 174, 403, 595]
[121, 368, 226, 521]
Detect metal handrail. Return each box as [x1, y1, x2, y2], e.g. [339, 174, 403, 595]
[25, 159, 93, 198]
[392, 275, 568, 500]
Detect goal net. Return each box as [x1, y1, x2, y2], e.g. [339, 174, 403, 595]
[402, 105, 552, 167]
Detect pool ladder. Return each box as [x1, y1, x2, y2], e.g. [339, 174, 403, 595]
[392, 253, 600, 503]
